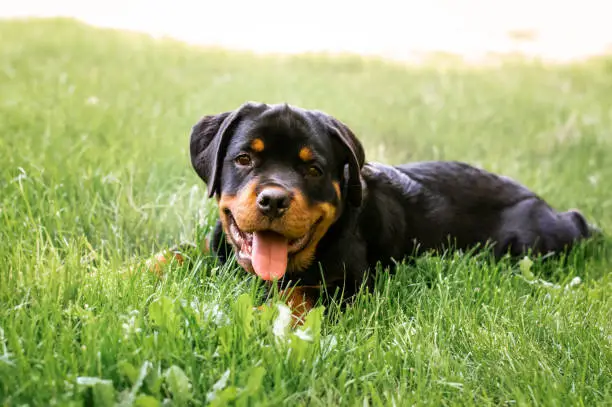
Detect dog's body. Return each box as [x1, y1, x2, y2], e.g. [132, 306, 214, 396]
[188, 102, 596, 317]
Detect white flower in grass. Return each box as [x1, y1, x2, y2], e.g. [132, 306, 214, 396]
[203, 303, 229, 326]
[567, 276, 582, 289]
[315, 334, 338, 363]
[11, 168, 27, 184]
[273, 304, 292, 340]
[206, 369, 231, 402]
[294, 327, 313, 342]
[321, 335, 338, 357]
[121, 310, 142, 339]
[189, 298, 229, 327]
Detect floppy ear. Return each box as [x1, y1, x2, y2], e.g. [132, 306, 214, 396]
[189, 111, 230, 192]
[325, 116, 366, 207]
[189, 102, 268, 198]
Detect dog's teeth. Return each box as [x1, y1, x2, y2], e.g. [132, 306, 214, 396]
[230, 222, 243, 244]
[288, 234, 309, 252]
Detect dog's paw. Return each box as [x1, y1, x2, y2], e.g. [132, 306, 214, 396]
[145, 237, 212, 276]
[279, 286, 321, 327]
[253, 294, 314, 328]
[145, 249, 186, 276]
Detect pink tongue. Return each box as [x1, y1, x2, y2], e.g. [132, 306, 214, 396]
[252, 231, 289, 281]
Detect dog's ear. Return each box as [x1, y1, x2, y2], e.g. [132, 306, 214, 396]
[190, 102, 268, 198]
[189, 111, 230, 193]
[324, 116, 365, 206]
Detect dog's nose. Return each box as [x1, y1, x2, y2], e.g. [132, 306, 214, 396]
[257, 187, 292, 218]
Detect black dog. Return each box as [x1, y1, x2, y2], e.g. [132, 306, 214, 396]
[189, 102, 597, 317]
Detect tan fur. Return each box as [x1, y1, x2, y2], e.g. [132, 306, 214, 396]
[218, 179, 339, 273]
[299, 146, 313, 162]
[332, 181, 341, 201]
[288, 200, 336, 271]
[250, 138, 265, 152]
[279, 286, 320, 326]
[146, 251, 185, 276]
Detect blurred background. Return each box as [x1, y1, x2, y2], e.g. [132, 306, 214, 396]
[1, 1, 611, 251]
[4, 0, 612, 62]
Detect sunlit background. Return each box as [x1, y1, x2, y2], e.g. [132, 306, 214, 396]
[4, 0, 612, 62]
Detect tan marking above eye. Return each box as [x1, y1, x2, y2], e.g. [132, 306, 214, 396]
[299, 147, 313, 162]
[250, 138, 265, 152]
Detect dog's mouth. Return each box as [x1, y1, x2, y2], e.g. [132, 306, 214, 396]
[225, 212, 319, 281]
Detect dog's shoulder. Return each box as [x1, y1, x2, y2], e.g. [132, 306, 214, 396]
[361, 162, 422, 199]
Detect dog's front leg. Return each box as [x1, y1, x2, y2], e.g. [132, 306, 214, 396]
[276, 285, 322, 326]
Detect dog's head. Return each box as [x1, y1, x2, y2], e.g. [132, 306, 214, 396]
[190, 102, 365, 280]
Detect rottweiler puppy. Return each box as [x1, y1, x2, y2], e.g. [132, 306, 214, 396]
[187, 101, 598, 320]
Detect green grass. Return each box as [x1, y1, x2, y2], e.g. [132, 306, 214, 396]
[1, 18, 611, 406]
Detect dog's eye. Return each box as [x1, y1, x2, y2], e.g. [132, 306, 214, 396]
[306, 165, 323, 178]
[235, 154, 252, 167]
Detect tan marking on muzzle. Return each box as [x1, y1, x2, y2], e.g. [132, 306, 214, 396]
[218, 180, 339, 273]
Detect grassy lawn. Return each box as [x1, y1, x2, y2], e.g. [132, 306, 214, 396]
[1, 18, 611, 406]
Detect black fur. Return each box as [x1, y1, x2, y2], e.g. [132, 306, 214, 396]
[190, 102, 598, 300]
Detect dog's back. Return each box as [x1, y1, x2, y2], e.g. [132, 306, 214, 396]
[360, 161, 592, 260]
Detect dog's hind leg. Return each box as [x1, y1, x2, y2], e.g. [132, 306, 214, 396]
[494, 198, 596, 258]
